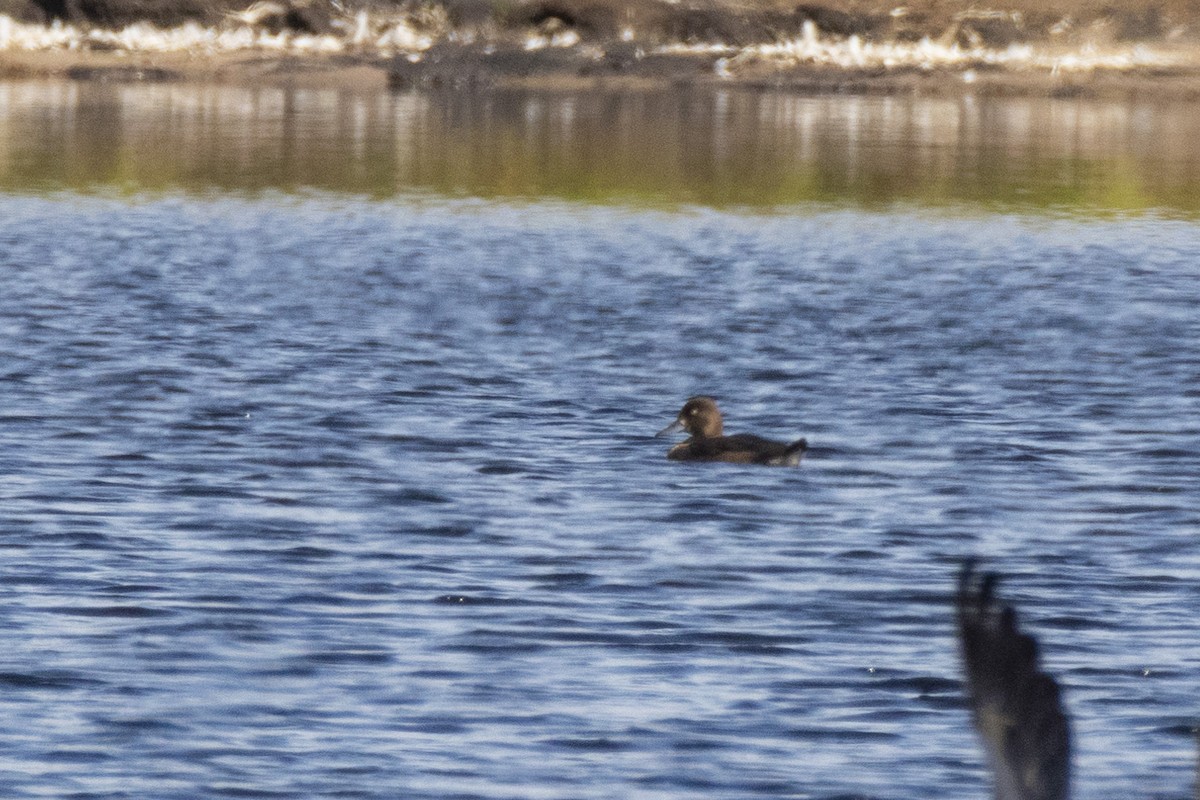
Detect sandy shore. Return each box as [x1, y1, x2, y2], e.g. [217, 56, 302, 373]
[4, 1, 1200, 97]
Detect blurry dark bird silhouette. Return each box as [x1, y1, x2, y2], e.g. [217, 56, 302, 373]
[956, 560, 1071, 800]
[955, 561, 1200, 800]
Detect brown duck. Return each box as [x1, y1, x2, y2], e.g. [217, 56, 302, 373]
[656, 396, 807, 466]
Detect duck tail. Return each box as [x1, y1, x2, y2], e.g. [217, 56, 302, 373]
[781, 438, 808, 466]
[787, 438, 808, 457]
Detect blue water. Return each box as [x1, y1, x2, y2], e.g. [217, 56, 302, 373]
[0, 195, 1196, 799]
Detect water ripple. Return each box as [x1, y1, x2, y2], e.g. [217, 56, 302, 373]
[0, 196, 1195, 799]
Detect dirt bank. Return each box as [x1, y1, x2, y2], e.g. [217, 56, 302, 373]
[7, 0, 1200, 45]
[4, 0, 1200, 96]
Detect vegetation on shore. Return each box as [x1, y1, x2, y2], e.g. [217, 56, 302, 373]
[4, 0, 1200, 92]
[4, 0, 1200, 46]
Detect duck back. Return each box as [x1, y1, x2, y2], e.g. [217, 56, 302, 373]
[668, 435, 808, 466]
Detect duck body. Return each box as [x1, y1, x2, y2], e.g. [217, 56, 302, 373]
[657, 396, 807, 466]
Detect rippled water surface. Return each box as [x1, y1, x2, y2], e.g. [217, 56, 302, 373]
[0, 82, 1198, 799]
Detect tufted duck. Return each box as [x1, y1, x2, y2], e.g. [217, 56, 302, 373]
[656, 396, 807, 466]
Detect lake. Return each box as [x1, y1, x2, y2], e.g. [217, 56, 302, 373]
[0, 79, 1196, 799]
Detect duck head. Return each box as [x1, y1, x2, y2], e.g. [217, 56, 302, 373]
[656, 396, 724, 439]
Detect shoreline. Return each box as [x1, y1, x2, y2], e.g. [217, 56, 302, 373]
[5, 49, 1200, 100]
[5, 4, 1200, 98]
[6, 48, 1200, 100]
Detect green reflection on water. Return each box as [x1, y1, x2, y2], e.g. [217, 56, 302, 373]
[1, 80, 1199, 214]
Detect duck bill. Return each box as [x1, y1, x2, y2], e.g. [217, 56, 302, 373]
[656, 418, 685, 437]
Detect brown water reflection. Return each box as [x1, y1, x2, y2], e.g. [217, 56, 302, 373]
[1, 79, 1199, 212]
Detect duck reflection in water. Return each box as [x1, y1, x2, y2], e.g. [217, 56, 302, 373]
[656, 396, 808, 466]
